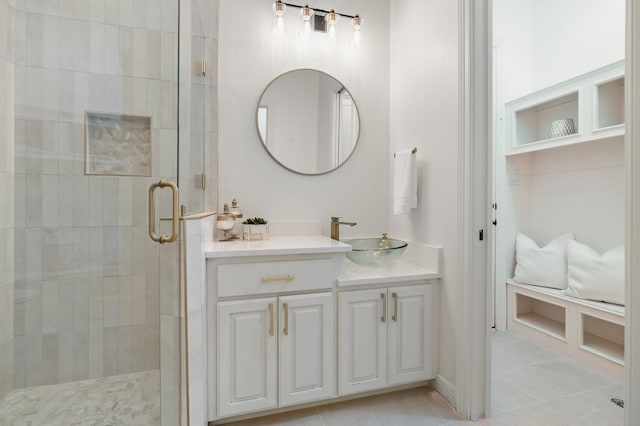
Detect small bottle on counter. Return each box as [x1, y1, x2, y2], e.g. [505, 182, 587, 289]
[216, 203, 236, 241]
[229, 198, 244, 240]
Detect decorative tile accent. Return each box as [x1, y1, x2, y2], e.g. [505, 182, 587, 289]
[85, 112, 152, 176]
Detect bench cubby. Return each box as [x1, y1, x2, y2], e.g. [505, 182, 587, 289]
[507, 280, 624, 381]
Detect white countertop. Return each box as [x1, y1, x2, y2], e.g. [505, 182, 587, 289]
[338, 259, 440, 286]
[204, 236, 351, 258]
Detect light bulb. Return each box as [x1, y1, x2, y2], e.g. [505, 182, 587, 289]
[352, 14, 362, 47]
[272, 1, 286, 35]
[326, 10, 338, 43]
[299, 4, 314, 39]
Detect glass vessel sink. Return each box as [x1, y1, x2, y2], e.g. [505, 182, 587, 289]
[345, 237, 408, 267]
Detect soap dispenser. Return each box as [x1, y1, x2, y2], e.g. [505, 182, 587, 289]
[229, 198, 244, 240]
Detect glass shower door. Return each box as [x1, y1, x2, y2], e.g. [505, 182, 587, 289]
[3, 0, 208, 424]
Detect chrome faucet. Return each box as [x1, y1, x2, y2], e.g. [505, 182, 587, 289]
[331, 217, 357, 241]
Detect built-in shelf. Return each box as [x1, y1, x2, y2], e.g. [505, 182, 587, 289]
[507, 281, 625, 380]
[596, 77, 625, 130]
[581, 314, 625, 365]
[506, 60, 624, 156]
[515, 293, 566, 340]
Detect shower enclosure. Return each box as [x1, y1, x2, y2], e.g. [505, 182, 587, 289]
[0, 0, 218, 424]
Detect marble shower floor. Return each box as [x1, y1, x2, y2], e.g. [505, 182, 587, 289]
[0, 331, 624, 425]
[0, 370, 160, 425]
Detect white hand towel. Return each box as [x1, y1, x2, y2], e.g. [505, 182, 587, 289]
[393, 149, 417, 215]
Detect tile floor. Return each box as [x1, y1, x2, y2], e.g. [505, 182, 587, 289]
[0, 370, 160, 426]
[0, 331, 625, 425]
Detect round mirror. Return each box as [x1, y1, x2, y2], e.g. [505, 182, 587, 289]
[257, 69, 361, 175]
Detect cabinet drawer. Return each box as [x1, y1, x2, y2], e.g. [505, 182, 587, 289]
[217, 259, 334, 297]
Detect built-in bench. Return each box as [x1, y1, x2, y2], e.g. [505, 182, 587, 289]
[506, 280, 624, 381]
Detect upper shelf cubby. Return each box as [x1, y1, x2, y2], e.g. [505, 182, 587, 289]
[506, 60, 624, 156]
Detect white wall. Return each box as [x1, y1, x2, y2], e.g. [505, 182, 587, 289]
[217, 0, 390, 238]
[532, 0, 625, 89]
[389, 0, 460, 395]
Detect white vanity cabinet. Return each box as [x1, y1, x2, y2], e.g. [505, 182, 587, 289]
[187, 231, 441, 424]
[210, 253, 339, 420]
[217, 297, 278, 416]
[338, 283, 434, 396]
[217, 291, 334, 417]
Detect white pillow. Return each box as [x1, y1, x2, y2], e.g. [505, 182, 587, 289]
[563, 240, 625, 305]
[513, 233, 574, 289]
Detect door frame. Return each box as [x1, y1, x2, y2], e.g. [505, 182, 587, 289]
[459, 0, 638, 422]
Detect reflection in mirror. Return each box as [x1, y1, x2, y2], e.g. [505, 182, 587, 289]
[257, 69, 360, 175]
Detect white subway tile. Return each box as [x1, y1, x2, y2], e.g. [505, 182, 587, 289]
[103, 24, 119, 75]
[131, 274, 145, 325]
[132, 0, 146, 29]
[87, 227, 104, 277]
[41, 174, 58, 228]
[117, 177, 132, 226]
[41, 120, 59, 174]
[103, 277, 118, 328]
[57, 174, 73, 227]
[103, 326, 118, 376]
[117, 275, 132, 326]
[59, 0, 74, 18]
[104, 0, 118, 25]
[88, 328, 103, 378]
[57, 330, 73, 382]
[90, 0, 104, 23]
[88, 176, 104, 227]
[73, 175, 89, 227]
[132, 28, 146, 78]
[74, 0, 89, 20]
[89, 276, 103, 329]
[24, 334, 42, 387]
[132, 77, 147, 115]
[117, 325, 132, 374]
[42, 15, 58, 69]
[25, 173, 42, 227]
[102, 176, 118, 226]
[146, 30, 160, 80]
[119, 26, 133, 76]
[73, 330, 89, 380]
[131, 324, 146, 372]
[41, 280, 58, 335]
[73, 227, 89, 275]
[26, 13, 43, 67]
[90, 23, 105, 73]
[118, 227, 132, 276]
[57, 280, 74, 332]
[41, 333, 57, 384]
[118, 0, 132, 27]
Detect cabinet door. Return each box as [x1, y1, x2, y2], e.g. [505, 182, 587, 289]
[338, 289, 387, 395]
[217, 298, 278, 417]
[388, 284, 433, 385]
[279, 292, 334, 406]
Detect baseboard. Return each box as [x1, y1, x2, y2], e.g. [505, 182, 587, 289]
[434, 374, 456, 407]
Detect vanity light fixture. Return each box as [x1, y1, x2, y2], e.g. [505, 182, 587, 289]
[300, 4, 314, 39]
[272, 0, 287, 35]
[326, 9, 338, 42]
[352, 14, 362, 47]
[271, 1, 362, 46]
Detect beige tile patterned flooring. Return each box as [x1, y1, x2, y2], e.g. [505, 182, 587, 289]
[0, 331, 625, 425]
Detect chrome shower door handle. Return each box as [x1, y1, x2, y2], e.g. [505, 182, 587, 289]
[148, 179, 180, 244]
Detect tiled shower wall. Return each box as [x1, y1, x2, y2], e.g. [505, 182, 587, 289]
[12, 0, 180, 388]
[0, 0, 15, 400]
